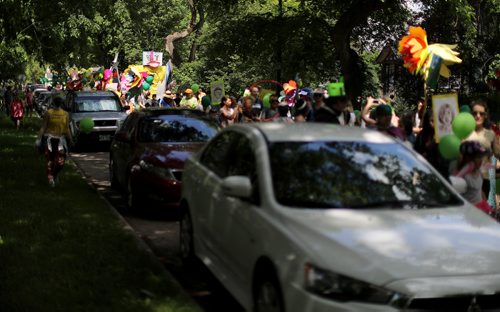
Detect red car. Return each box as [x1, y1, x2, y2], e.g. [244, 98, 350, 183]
[109, 108, 219, 210]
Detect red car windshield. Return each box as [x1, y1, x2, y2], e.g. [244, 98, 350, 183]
[137, 115, 218, 143]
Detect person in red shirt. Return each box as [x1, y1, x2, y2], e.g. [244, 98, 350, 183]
[10, 92, 24, 130]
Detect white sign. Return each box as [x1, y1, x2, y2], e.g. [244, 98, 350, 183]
[210, 80, 225, 104]
[432, 93, 459, 142]
[142, 51, 163, 67]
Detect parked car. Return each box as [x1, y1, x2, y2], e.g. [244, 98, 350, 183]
[180, 123, 500, 312]
[32, 88, 47, 114]
[34, 90, 65, 116]
[66, 90, 128, 149]
[110, 108, 219, 209]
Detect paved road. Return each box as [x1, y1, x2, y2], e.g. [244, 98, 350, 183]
[70, 152, 244, 312]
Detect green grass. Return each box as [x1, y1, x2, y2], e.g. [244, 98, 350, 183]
[0, 115, 200, 312]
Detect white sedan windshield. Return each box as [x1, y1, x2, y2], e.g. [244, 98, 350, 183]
[268, 141, 463, 209]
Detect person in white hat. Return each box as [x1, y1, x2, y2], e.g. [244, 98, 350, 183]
[160, 90, 176, 108]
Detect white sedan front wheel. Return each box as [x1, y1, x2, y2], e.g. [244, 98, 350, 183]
[254, 274, 284, 312]
[179, 208, 194, 262]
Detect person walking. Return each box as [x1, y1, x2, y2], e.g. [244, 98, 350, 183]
[293, 99, 310, 123]
[464, 100, 500, 208]
[240, 96, 261, 123]
[180, 88, 200, 109]
[4, 86, 13, 116]
[219, 96, 239, 128]
[373, 104, 406, 141]
[10, 92, 24, 130]
[25, 87, 34, 117]
[452, 140, 492, 214]
[36, 97, 73, 187]
[273, 100, 294, 123]
[314, 91, 354, 126]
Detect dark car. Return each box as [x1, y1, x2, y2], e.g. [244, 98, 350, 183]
[65, 91, 128, 149]
[35, 90, 65, 116]
[109, 108, 219, 210]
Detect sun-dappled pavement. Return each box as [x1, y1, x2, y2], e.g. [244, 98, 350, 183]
[70, 151, 244, 312]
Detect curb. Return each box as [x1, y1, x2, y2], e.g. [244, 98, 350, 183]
[68, 156, 201, 309]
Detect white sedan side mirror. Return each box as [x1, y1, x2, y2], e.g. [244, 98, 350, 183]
[222, 176, 252, 199]
[449, 176, 467, 194]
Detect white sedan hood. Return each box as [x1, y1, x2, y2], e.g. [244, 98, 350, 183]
[282, 205, 500, 287]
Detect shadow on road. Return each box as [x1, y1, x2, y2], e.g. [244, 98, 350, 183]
[71, 151, 244, 312]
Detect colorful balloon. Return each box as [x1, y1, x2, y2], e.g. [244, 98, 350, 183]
[142, 82, 151, 91]
[79, 117, 94, 134]
[327, 82, 346, 97]
[438, 134, 461, 160]
[452, 112, 476, 139]
[191, 83, 199, 93]
[263, 93, 272, 108]
[460, 105, 471, 113]
[146, 75, 154, 84]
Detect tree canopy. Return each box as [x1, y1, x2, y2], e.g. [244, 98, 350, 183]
[1, 0, 498, 105]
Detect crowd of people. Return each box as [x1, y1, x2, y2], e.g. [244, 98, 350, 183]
[139, 84, 500, 214]
[2, 80, 500, 214]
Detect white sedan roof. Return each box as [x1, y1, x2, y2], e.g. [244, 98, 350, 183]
[232, 123, 396, 143]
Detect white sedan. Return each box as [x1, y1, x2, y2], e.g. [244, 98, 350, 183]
[179, 123, 500, 312]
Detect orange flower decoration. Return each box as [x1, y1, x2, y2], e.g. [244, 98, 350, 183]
[282, 80, 297, 95]
[398, 26, 429, 75]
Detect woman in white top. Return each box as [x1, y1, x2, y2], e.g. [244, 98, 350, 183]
[219, 96, 239, 128]
[465, 100, 500, 207]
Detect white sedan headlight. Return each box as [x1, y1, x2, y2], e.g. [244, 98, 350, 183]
[304, 263, 407, 306]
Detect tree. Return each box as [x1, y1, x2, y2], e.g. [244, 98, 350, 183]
[165, 0, 205, 66]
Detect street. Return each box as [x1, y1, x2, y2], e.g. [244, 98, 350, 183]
[70, 152, 244, 312]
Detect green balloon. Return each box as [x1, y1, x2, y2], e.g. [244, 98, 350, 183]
[79, 117, 94, 134]
[327, 82, 345, 97]
[191, 83, 199, 93]
[460, 105, 471, 113]
[438, 134, 461, 160]
[89, 81, 95, 88]
[146, 75, 154, 83]
[263, 93, 272, 108]
[142, 81, 151, 91]
[452, 112, 476, 139]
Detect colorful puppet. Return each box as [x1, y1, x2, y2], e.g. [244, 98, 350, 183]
[398, 26, 462, 83]
[282, 80, 297, 106]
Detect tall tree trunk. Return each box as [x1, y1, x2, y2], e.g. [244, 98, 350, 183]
[165, 0, 203, 66]
[332, 0, 386, 101]
[188, 5, 204, 62]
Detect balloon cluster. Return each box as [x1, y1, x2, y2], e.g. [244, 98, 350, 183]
[438, 110, 476, 160]
[143, 75, 154, 91]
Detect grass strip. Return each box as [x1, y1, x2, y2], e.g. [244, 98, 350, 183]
[0, 115, 200, 312]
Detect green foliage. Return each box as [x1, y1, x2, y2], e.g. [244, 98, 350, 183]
[0, 115, 201, 312]
[0, 0, 498, 104]
[359, 51, 382, 98]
